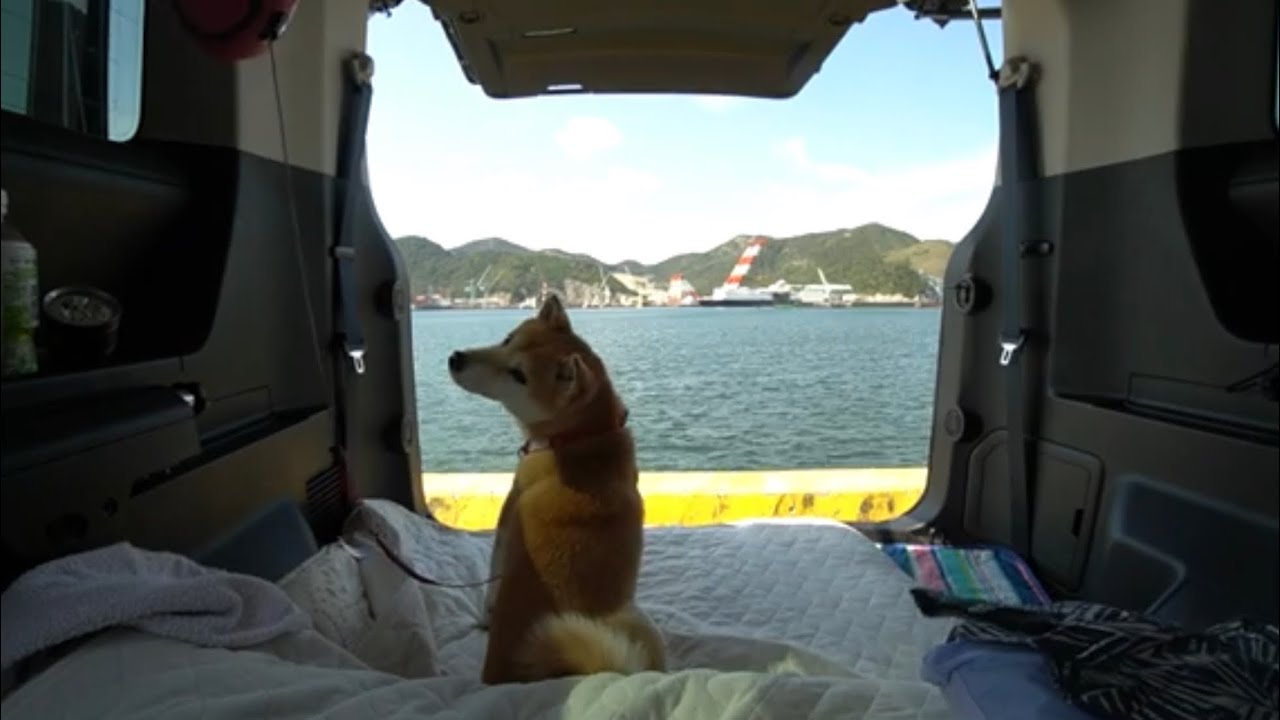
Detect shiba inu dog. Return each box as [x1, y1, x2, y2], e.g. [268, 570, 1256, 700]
[448, 294, 666, 684]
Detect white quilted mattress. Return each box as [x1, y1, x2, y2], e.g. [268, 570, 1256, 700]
[2, 500, 956, 719]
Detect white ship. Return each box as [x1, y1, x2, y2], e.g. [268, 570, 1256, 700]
[793, 268, 853, 306]
[699, 285, 775, 306]
[697, 237, 777, 307]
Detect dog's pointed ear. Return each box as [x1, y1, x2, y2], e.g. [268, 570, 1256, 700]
[555, 354, 595, 399]
[537, 294, 571, 331]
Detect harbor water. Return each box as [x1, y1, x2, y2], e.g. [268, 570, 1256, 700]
[413, 306, 942, 473]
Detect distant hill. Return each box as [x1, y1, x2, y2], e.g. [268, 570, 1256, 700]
[393, 223, 953, 300]
[395, 235, 449, 266]
[451, 237, 532, 256]
[884, 239, 953, 278]
[643, 223, 939, 296]
[395, 236, 623, 301]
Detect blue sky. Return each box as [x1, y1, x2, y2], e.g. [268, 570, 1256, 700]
[366, 5, 1003, 264]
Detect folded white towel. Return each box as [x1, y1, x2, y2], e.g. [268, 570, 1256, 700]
[1, 541, 311, 672]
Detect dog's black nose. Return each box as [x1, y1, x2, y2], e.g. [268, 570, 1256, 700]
[448, 351, 467, 372]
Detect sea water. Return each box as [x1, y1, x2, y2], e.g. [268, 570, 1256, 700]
[413, 306, 941, 472]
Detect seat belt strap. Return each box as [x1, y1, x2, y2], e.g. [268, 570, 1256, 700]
[330, 52, 375, 469]
[334, 53, 374, 378]
[995, 58, 1039, 557]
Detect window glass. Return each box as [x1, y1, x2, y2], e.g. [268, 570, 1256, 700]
[1, 0, 145, 142]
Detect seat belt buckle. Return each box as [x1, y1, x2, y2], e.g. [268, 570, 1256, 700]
[344, 343, 366, 375]
[331, 246, 366, 375]
[999, 333, 1025, 367]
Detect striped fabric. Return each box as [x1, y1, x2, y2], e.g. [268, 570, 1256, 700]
[912, 588, 1280, 720]
[879, 543, 1052, 607]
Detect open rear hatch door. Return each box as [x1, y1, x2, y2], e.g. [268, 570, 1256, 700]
[422, 0, 897, 98]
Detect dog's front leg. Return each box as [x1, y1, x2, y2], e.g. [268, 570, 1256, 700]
[480, 478, 519, 629]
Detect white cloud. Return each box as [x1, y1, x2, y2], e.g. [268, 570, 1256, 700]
[368, 154, 670, 260]
[368, 129, 996, 265]
[760, 136, 998, 242]
[362, 0, 999, 269]
[602, 167, 663, 196]
[691, 95, 743, 112]
[774, 137, 875, 184]
[554, 116, 622, 158]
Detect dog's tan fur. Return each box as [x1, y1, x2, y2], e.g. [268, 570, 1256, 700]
[449, 295, 665, 684]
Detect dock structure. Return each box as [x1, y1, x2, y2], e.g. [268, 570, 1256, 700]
[421, 467, 927, 529]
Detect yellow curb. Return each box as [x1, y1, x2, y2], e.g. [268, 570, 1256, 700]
[422, 468, 928, 530]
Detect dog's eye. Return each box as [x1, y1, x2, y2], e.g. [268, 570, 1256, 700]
[508, 368, 527, 384]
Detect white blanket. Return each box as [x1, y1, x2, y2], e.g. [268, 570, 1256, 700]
[2, 500, 956, 719]
[0, 541, 309, 672]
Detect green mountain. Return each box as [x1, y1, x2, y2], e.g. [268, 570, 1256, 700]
[885, 239, 953, 279]
[394, 235, 450, 269]
[645, 223, 940, 296]
[451, 237, 532, 256]
[393, 223, 952, 300]
[395, 235, 623, 301]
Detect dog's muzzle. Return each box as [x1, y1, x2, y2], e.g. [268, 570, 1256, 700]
[448, 351, 468, 372]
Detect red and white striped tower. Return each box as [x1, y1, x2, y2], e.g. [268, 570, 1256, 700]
[722, 236, 766, 288]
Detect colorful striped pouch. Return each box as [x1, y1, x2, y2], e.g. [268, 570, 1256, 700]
[879, 543, 1052, 607]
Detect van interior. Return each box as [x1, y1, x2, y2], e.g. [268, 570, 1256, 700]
[1, 0, 1276, 716]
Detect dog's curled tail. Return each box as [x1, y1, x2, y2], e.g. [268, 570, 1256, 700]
[522, 609, 665, 677]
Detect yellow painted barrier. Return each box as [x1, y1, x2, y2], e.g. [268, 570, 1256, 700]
[421, 468, 928, 530]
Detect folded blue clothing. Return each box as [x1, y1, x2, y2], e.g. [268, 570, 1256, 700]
[921, 639, 1098, 720]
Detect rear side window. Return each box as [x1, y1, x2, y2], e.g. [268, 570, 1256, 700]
[1, 0, 145, 142]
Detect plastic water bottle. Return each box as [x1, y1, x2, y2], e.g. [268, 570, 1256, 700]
[1, 188, 40, 377]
